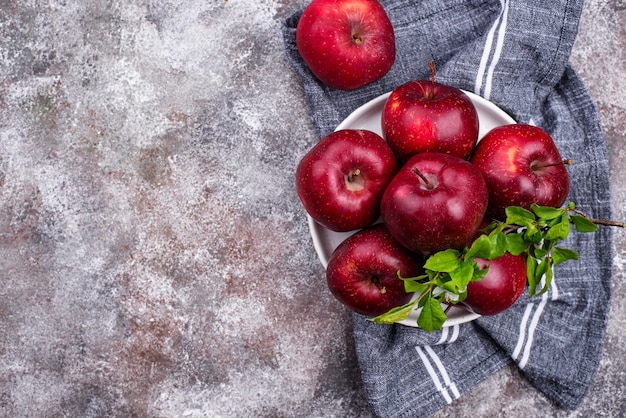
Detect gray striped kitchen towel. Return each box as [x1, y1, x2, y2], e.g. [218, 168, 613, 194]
[282, 1, 613, 416]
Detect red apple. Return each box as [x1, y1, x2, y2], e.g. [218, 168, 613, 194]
[296, 129, 398, 232]
[381, 76, 479, 163]
[381, 152, 488, 255]
[326, 224, 424, 316]
[295, 0, 396, 90]
[461, 252, 527, 316]
[469, 124, 570, 220]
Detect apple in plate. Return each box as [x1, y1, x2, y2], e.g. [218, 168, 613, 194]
[470, 124, 570, 220]
[462, 252, 528, 316]
[326, 224, 424, 316]
[295, 0, 396, 90]
[381, 152, 488, 255]
[295, 129, 398, 232]
[381, 76, 479, 163]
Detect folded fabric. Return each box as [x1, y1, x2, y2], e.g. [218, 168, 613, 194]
[282, 1, 613, 417]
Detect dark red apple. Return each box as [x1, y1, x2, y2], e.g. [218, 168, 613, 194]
[381, 152, 488, 255]
[295, 0, 396, 90]
[381, 76, 479, 163]
[461, 252, 527, 316]
[326, 224, 424, 316]
[470, 124, 570, 220]
[295, 129, 398, 232]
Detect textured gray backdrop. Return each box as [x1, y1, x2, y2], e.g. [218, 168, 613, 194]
[0, 0, 624, 416]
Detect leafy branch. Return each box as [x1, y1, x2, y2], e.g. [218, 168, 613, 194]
[369, 202, 622, 332]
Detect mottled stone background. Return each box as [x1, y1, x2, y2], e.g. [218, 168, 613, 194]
[0, 0, 624, 417]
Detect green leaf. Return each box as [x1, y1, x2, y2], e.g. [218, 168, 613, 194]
[398, 271, 428, 281]
[531, 204, 565, 220]
[417, 295, 447, 332]
[449, 261, 474, 289]
[424, 249, 461, 272]
[536, 261, 553, 296]
[523, 225, 544, 244]
[505, 233, 528, 256]
[532, 246, 548, 259]
[465, 232, 506, 261]
[505, 206, 536, 226]
[535, 257, 549, 281]
[526, 255, 538, 295]
[479, 221, 498, 233]
[570, 215, 599, 233]
[489, 231, 508, 259]
[545, 215, 571, 241]
[541, 238, 557, 252]
[530, 257, 549, 297]
[464, 235, 492, 260]
[552, 247, 579, 266]
[423, 269, 438, 281]
[368, 301, 416, 324]
[544, 215, 564, 227]
[471, 262, 490, 282]
[404, 280, 430, 294]
[436, 274, 456, 293]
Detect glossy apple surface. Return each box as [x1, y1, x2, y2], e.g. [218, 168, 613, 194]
[295, 0, 395, 90]
[326, 224, 424, 316]
[470, 124, 570, 220]
[295, 129, 398, 232]
[462, 252, 528, 316]
[381, 80, 479, 163]
[380, 152, 488, 255]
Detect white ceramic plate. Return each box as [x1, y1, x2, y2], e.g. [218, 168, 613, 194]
[309, 90, 516, 328]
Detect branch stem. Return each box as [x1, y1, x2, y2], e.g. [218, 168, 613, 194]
[572, 208, 626, 228]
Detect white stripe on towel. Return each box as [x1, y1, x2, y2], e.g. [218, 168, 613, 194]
[512, 303, 534, 360]
[415, 346, 453, 404]
[449, 324, 460, 343]
[518, 289, 550, 369]
[475, 0, 511, 99]
[415, 345, 460, 404]
[550, 274, 559, 301]
[483, 0, 510, 100]
[512, 274, 558, 368]
[424, 345, 461, 399]
[436, 324, 460, 345]
[436, 326, 450, 345]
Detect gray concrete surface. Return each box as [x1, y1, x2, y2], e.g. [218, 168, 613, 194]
[0, 0, 624, 416]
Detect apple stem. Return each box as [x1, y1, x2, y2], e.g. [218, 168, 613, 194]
[428, 61, 436, 99]
[412, 167, 434, 190]
[531, 159, 573, 170]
